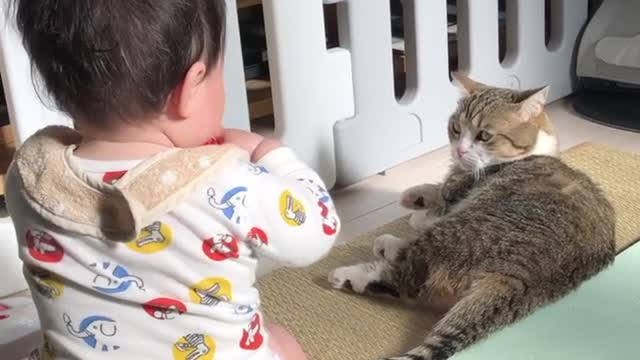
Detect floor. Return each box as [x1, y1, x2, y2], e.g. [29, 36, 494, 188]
[331, 97, 640, 245]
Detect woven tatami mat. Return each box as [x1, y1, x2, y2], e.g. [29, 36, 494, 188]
[257, 143, 640, 360]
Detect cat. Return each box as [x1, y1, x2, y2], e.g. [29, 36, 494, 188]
[328, 73, 616, 360]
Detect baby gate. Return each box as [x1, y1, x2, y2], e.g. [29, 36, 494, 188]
[0, 0, 589, 296]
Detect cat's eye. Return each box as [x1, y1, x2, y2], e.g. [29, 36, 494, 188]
[451, 122, 461, 135]
[476, 130, 493, 142]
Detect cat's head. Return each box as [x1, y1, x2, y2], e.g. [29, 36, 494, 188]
[448, 73, 558, 171]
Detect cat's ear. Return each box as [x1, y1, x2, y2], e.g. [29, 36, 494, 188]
[518, 86, 550, 119]
[451, 72, 489, 95]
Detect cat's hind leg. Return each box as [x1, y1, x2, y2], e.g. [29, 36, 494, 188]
[328, 260, 400, 298]
[330, 233, 413, 296]
[381, 275, 537, 360]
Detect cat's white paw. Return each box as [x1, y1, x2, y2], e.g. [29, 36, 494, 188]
[408, 210, 440, 230]
[408, 211, 427, 229]
[328, 263, 384, 294]
[400, 183, 439, 209]
[373, 234, 405, 261]
[400, 190, 425, 209]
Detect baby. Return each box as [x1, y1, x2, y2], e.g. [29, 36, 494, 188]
[6, 1, 339, 359]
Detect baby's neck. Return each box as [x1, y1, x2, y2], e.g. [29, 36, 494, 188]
[74, 140, 172, 161]
[73, 124, 174, 161]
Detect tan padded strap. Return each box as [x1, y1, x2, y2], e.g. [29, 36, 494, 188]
[12, 126, 246, 242]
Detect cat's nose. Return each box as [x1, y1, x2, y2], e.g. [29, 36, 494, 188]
[456, 147, 468, 158]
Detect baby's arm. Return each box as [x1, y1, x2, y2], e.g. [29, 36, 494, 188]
[239, 147, 340, 267]
[223, 128, 282, 163]
[223, 128, 264, 155]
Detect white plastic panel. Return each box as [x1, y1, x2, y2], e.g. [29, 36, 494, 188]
[262, 0, 354, 187]
[459, 0, 588, 99]
[0, 217, 24, 297]
[222, 0, 251, 130]
[331, 0, 588, 185]
[333, 0, 458, 186]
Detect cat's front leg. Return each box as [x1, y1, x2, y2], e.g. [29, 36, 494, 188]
[441, 168, 476, 204]
[401, 184, 447, 230]
[400, 183, 443, 210]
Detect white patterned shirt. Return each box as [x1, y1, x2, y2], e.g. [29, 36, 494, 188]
[6, 127, 340, 360]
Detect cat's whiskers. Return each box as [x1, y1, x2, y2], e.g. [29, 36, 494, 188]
[458, 151, 487, 180]
[472, 166, 485, 181]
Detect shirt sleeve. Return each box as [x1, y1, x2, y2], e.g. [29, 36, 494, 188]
[233, 147, 341, 267]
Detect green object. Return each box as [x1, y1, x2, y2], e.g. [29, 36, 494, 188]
[453, 242, 640, 360]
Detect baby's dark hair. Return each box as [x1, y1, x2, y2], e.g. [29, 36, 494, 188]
[11, 0, 226, 127]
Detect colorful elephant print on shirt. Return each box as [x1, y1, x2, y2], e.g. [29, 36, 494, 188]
[63, 313, 120, 352]
[90, 262, 145, 294]
[207, 186, 249, 224]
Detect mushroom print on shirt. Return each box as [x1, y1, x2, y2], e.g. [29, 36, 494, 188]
[143, 298, 188, 321]
[202, 234, 240, 261]
[26, 229, 65, 263]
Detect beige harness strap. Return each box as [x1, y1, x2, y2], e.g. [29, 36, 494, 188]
[11, 126, 247, 242]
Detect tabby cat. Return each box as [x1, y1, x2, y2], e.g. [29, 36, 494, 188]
[329, 74, 616, 360]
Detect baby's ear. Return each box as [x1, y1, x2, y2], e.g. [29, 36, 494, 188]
[451, 72, 490, 95]
[169, 61, 208, 119]
[518, 86, 550, 119]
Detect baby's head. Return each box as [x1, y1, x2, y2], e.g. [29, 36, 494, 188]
[13, 0, 227, 147]
[448, 73, 558, 172]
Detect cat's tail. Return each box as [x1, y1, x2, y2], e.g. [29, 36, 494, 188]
[378, 345, 434, 360]
[382, 275, 545, 360]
